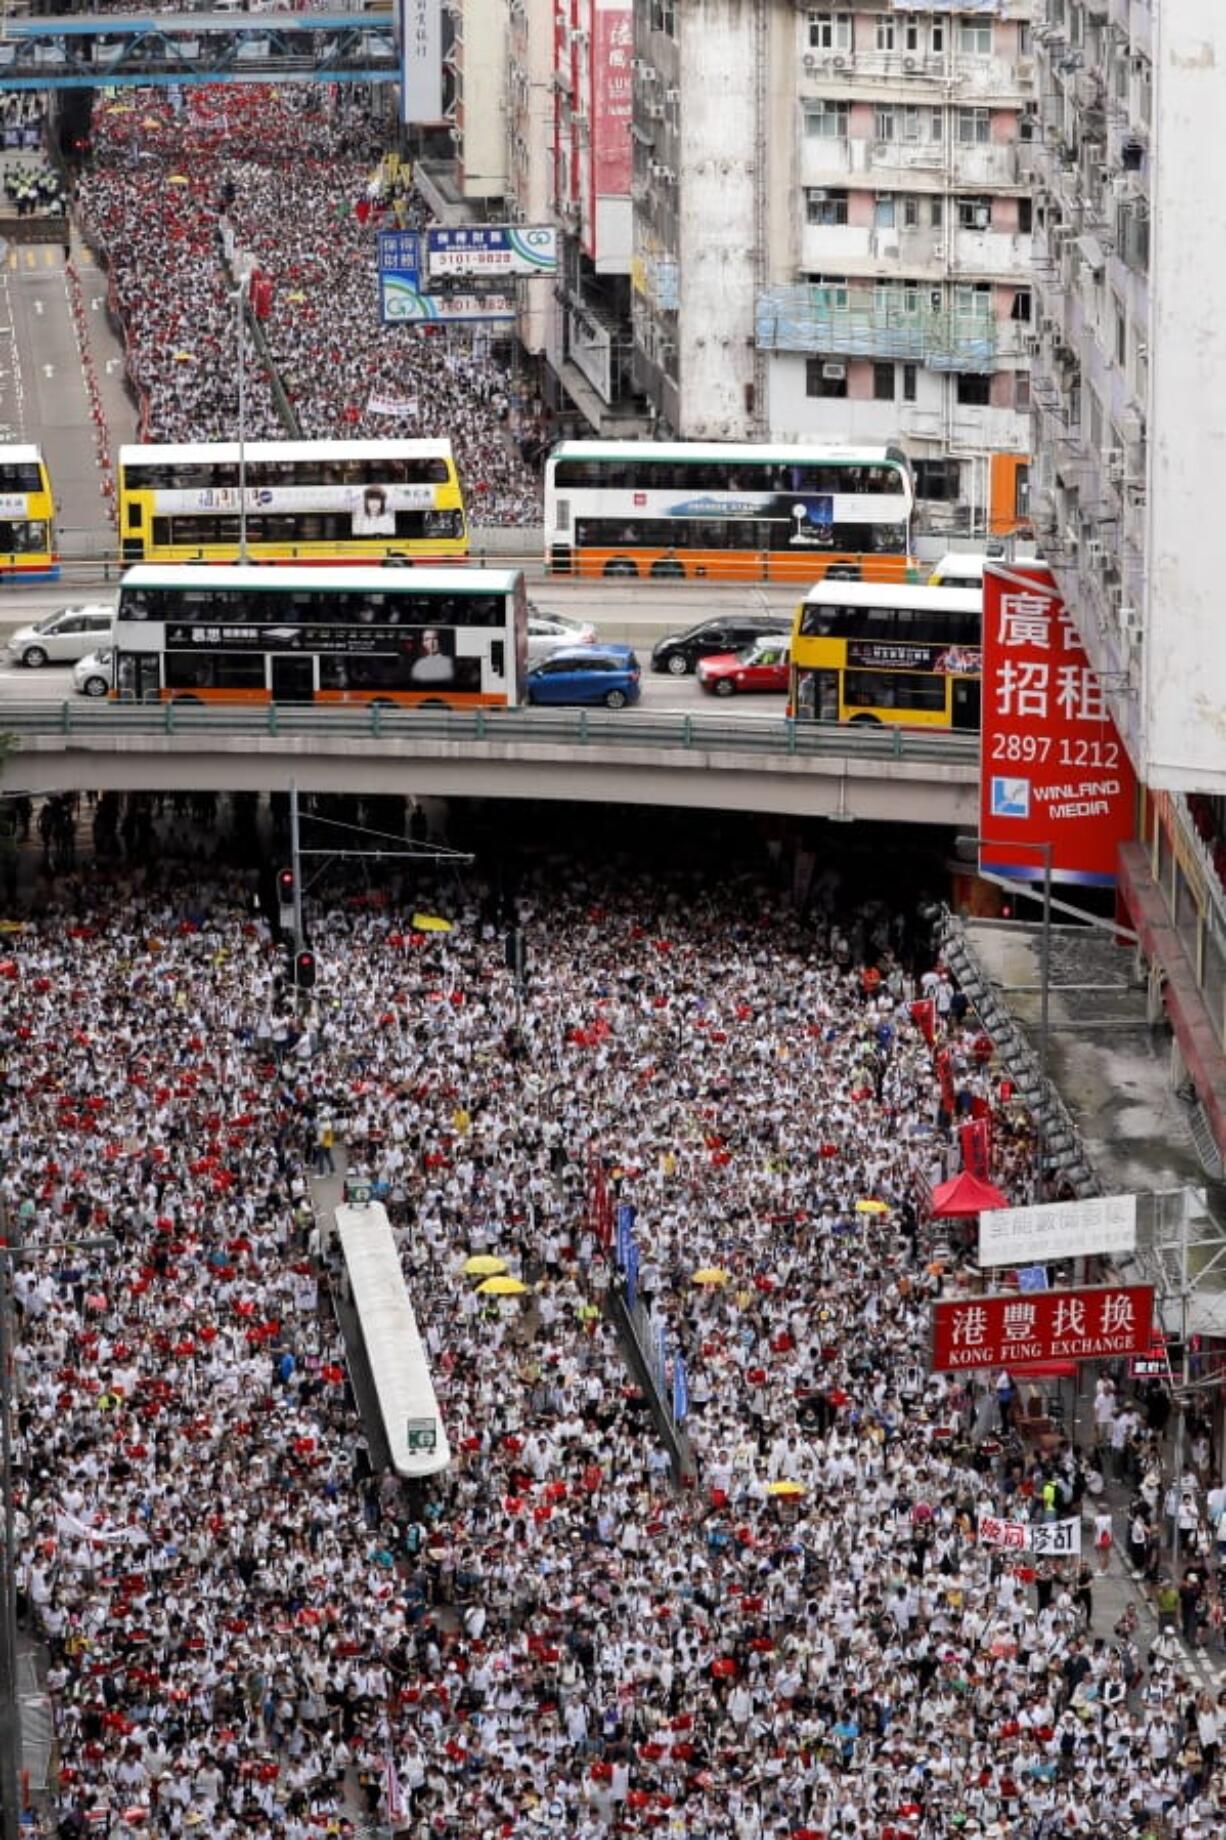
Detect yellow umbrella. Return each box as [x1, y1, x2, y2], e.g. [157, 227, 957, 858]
[0, 920, 25, 934]
[166, 173, 190, 184]
[173, 352, 195, 364]
[286, 290, 307, 304]
[464, 1255, 508, 1276]
[477, 1275, 530, 1296]
[412, 912, 453, 934]
[692, 1267, 729, 1286]
[767, 1480, 807, 1498]
[855, 1199, 889, 1215]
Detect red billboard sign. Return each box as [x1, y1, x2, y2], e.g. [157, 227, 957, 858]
[589, 0, 632, 228]
[980, 564, 1137, 887]
[930, 1283, 1154, 1372]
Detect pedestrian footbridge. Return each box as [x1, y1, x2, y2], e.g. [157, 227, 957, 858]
[1, 703, 980, 824]
[0, 12, 396, 88]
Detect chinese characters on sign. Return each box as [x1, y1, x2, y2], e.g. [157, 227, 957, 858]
[590, 0, 633, 259]
[930, 1284, 1154, 1372]
[398, 0, 443, 123]
[426, 227, 558, 278]
[978, 1514, 1082, 1555]
[980, 565, 1137, 887]
[977, 1193, 1138, 1268]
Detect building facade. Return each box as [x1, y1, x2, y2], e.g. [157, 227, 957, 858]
[1029, 0, 1226, 1167]
[632, 0, 1034, 536]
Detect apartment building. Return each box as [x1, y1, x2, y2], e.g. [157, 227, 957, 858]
[1029, 0, 1226, 1168]
[633, 0, 1034, 537]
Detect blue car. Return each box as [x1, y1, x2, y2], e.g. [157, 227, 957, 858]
[525, 644, 642, 709]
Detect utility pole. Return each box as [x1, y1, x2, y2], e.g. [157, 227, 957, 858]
[289, 783, 305, 946]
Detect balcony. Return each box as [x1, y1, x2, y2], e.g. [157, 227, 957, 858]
[755, 287, 1003, 370]
[796, 47, 1030, 103]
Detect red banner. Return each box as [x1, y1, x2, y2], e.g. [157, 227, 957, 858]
[960, 1116, 991, 1181]
[980, 565, 1137, 888]
[587, 0, 632, 261]
[908, 998, 935, 1047]
[931, 1284, 1154, 1372]
[935, 1046, 956, 1115]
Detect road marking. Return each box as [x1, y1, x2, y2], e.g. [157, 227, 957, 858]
[105, 358, 120, 375]
[23, 251, 34, 270]
[41, 364, 53, 379]
[32, 300, 43, 317]
[91, 296, 103, 312]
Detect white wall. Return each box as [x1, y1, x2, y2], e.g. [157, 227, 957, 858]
[1143, 0, 1226, 792]
[460, 0, 509, 199]
[676, 0, 757, 437]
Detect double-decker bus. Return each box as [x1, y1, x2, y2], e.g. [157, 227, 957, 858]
[790, 581, 982, 730]
[0, 444, 58, 580]
[118, 438, 468, 566]
[111, 564, 527, 708]
[544, 440, 913, 583]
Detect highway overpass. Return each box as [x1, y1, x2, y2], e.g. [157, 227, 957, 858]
[1, 703, 980, 822]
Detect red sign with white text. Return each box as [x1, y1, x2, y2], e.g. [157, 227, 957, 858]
[930, 1283, 1154, 1372]
[980, 565, 1136, 887]
[586, 0, 632, 262]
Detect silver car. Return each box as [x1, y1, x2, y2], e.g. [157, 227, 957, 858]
[72, 648, 113, 699]
[5, 604, 114, 668]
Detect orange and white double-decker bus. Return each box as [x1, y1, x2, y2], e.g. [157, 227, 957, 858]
[544, 439, 913, 584]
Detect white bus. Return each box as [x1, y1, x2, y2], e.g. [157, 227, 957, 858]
[544, 439, 914, 583]
[334, 1201, 451, 1482]
[118, 437, 468, 566]
[110, 563, 528, 708]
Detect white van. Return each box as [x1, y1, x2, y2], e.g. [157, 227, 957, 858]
[928, 553, 988, 592]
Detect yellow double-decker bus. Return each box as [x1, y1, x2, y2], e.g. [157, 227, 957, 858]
[118, 438, 468, 566]
[790, 581, 982, 730]
[0, 444, 58, 580]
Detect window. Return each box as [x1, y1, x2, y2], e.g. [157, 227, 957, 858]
[1018, 196, 1033, 235]
[805, 275, 850, 309]
[806, 188, 849, 226]
[902, 105, 922, 142]
[805, 99, 850, 138]
[873, 362, 895, 401]
[807, 10, 850, 50]
[875, 13, 895, 51]
[957, 107, 990, 145]
[904, 18, 919, 52]
[956, 195, 992, 230]
[902, 362, 917, 403]
[1114, 295, 1127, 365]
[805, 358, 848, 398]
[954, 282, 991, 319]
[930, 18, 944, 53]
[955, 372, 992, 406]
[874, 193, 896, 229]
[930, 196, 944, 228]
[914, 458, 960, 501]
[902, 195, 919, 229]
[958, 20, 992, 54]
[1014, 372, 1031, 413]
[1010, 287, 1032, 322]
[875, 104, 896, 141]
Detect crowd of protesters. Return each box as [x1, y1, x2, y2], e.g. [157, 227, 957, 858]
[3, 803, 1223, 1840]
[75, 88, 544, 523]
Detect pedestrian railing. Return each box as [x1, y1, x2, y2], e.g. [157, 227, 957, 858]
[2, 701, 981, 768]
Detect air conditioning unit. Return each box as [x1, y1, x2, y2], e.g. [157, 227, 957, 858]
[1104, 447, 1124, 483]
[830, 54, 847, 68]
[902, 55, 918, 72]
[1063, 524, 1080, 555]
[822, 361, 847, 380]
[931, 242, 946, 260]
[1085, 538, 1106, 564]
[803, 53, 818, 69]
[1118, 604, 1141, 642]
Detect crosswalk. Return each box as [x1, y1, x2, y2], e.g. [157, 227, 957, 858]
[2, 245, 95, 271]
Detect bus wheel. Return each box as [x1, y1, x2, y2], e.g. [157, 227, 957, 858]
[603, 558, 638, 579]
[417, 699, 450, 711]
[826, 566, 861, 581]
[649, 558, 685, 580]
[848, 713, 882, 726]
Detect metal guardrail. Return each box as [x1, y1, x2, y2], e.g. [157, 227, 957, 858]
[0, 700, 982, 766]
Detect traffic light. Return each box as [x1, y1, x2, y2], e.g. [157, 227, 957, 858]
[277, 866, 296, 931]
[294, 949, 316, 992]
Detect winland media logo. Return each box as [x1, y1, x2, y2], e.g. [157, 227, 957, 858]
[1033, 778, 1122, 819]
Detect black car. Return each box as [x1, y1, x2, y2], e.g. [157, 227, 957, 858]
[650, 613, 788, 676]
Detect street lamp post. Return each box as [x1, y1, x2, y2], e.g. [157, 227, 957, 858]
[230, 260, 255, 565]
